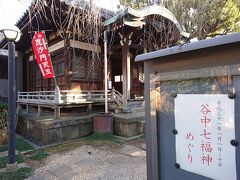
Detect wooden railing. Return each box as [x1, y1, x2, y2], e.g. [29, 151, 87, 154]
[17, 88, 125, 108]
[17, 91, 55, 104]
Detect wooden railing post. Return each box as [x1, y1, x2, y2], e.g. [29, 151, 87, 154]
[38, 92, 40, 104]
[54, 86, 61, 119]
[26, 93, 29, 114]
[17, 91, 19, 101]
[87, 91, 92, 101]
[111, 87, 116, 101]
[122, 97, 131, 112]
[54, 86, 61, 104]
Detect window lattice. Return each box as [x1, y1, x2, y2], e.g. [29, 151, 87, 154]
[72, 56, 86, 80]
[57, 62, 65, 76]
[86, 59, 101, 80]
[53, 61, 65, 77]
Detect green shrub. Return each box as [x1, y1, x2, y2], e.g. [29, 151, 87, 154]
[0, 137, 34, 152]
[0, 145, 8, 152]
[0, 101, 8, 131]
[85, 132, 123, 144]
[0, 167, 32, 180]
[0, 155, 23, 168]
[15, 138, 34, 152]
[0, 101, 8, 145]
[29, 150, 49, 161]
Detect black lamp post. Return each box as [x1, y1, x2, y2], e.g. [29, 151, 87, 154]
[0, 26, 21, 167]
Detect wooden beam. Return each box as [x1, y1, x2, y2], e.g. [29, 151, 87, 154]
[70, 40, 101, 53]
[28, 40, 65, 61]
[48, 40, 65, 53]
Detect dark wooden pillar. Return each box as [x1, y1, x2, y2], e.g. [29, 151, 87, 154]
[122, 45, 131, 99]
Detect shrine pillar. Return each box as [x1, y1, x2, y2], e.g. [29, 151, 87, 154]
[122, 45, 131, 100]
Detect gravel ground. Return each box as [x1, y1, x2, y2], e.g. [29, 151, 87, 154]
[27, 144, 146, 180]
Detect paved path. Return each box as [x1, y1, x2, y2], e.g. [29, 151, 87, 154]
[27, 144, 146, 180]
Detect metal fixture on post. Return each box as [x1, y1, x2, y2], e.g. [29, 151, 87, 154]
[93, 29, 113, 134]
[0, 25, 22, 169]
[104, 30, 108, 113]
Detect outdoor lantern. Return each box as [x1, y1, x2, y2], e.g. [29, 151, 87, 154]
[0, 25, 22, 42]
[0, 25, 22, 168]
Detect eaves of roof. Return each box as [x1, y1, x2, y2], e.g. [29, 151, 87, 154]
[135, 32, 240, 62]
[104, 4, 190, 38]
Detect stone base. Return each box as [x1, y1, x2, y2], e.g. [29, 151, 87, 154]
[114, 112, 145, 137]
[17, 112, 93, 145]
[6, 162, 18, 171]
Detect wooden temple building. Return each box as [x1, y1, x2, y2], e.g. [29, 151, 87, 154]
[0, 0, 190, 144]
[0, 0, 188, 104]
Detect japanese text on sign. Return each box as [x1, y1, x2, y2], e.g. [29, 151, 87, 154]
[175, 94, 236, 180]
[200, 104, 213, 166]
[31, 32, 54, 79]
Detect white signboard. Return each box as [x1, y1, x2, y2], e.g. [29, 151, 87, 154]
[175, 94, 236, 180]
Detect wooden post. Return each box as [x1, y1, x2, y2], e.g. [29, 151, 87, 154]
[122, 45, 131, 100]
[87, 91, 92, 101]
[87, 103, 92, 114]
[54, 106, 60, 119]
[54, 86, 61, 104]
[111, 87, 116, 100]
[16, 104, 20, 116]
[37, 105, 41, 117]
[26, 93, 29, 114]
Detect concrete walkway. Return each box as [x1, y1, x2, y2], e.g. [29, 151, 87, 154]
[27, 144, 146, 180]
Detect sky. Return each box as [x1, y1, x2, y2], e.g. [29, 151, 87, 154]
[90, 0, 121, 11]
[0, 0, 120, 29]
[0, 0, 32, 28]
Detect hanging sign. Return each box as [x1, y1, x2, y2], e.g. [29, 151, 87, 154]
[31, 32, 54, 79]
[175, 94, 236, 180]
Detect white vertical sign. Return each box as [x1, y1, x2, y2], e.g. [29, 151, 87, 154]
[175, 94, 236, 180]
